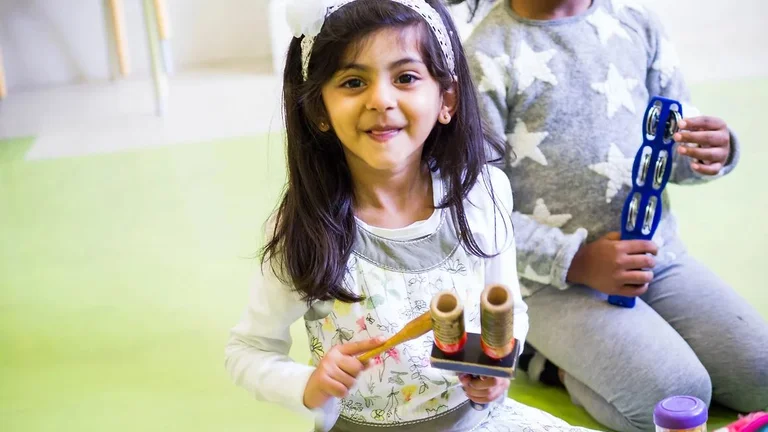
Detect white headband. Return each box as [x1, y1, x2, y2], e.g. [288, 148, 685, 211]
[286, 0, 457, 81]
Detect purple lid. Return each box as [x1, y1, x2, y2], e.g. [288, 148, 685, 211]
[654, 396, 708, 430]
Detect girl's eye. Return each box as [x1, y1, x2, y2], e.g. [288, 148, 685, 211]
[342, 78, 364, 89]
[397, 74, 419, 84]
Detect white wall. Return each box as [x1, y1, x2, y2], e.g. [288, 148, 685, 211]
[0, 0, 273, 92]
[1, 0, 767, 92]
[643, 0, 768, 83]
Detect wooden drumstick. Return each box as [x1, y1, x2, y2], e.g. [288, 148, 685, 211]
[358, 311, 432, 364]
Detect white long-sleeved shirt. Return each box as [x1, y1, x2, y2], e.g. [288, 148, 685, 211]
[225, 165, 528, 428]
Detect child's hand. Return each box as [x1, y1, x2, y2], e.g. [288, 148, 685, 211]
[674, 116, 731, 175]
[459, 374, 509, 405]
[566, 232, 657, 297]
[303, 337, 385, 410]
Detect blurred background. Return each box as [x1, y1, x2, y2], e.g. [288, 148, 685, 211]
[1, 1, 766, 431]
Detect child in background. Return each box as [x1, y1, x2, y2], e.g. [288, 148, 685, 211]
[225, 0, 598, 431]
[453, 0, 768, 431]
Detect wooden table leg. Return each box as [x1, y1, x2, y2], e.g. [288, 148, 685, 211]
[0, 45, 7, 100]
[143, 0, 168, 116]
[107, 0, 130, 77]
[153, 0, 174, 75]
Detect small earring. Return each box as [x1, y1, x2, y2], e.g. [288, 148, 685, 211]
[440, 112, 451, 124]
[319, 121, 330, 132]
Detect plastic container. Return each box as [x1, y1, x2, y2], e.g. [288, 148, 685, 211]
[654, 396, 708, 432]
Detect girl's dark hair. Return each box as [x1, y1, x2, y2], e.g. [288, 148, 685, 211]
[262, 0, 505, 304]
[446, 0, 492, 22]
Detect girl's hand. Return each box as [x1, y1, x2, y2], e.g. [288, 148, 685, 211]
[303, 337, 384, 409]
[459, 374, 510, 405]
[674, 116, 731, 175]
[566, 232, 657, 296]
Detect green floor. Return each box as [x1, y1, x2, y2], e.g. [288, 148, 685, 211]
[1, 77, 766, 432]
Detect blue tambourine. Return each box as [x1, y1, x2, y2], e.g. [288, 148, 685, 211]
[607, 96, 682, 308]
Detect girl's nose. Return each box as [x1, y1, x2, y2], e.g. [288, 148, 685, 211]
[365, 81, 396, 112]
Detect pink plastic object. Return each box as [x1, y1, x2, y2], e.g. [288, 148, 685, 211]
[716, 412, 768, 432]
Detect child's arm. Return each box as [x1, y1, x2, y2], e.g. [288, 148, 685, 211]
[483, 167, 530, 347]
[459, 168, 527, 403]
[467, 44, 588, 292]
[224, 262, 316, 416]
[643, 9, 741, 184]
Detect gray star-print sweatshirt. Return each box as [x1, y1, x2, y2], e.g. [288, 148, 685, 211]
[463, 0, 741, 297]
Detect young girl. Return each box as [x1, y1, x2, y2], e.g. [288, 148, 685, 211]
[452, 0, 768, 431]
[225, 1, 599, 431]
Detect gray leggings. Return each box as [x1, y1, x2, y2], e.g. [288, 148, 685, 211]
[525, 253, 768, 432]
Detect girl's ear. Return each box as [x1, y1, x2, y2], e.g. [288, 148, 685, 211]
[438, 84, 458, 125]
[314, 104, 332, 132]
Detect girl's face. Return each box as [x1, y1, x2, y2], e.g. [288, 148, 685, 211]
[321, 26, 454, 176]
